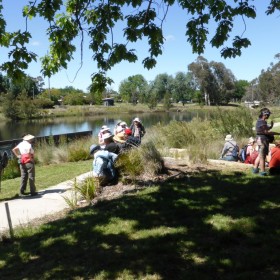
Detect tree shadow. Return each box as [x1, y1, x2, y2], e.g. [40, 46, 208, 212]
[1, 170, 280, 279]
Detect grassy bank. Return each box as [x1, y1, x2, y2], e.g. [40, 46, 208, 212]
[0, 160, 92, 202]
[1, 166, 280, 279]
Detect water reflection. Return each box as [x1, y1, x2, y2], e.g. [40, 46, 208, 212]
[0, 111, 205, 141]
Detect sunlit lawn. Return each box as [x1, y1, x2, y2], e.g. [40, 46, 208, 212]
[0, 160, 92, 201]
[1, 168, 280, 279]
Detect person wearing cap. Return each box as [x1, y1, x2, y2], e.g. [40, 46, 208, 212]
[253, 108, 280, 175]
[130, 117, 146, 142]
[89, 144, 118, 189]
[124, 128, 141, 149]
[98, 125, 111, 146]
[244, 137, 258, 164]
[220, 134, 239, 162]
[12, 134, 37, 196]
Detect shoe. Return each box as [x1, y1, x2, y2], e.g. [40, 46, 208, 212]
[19, 191, 28, 196]
[259, 172, 268, 176]
[30, 192, 38, 196]
[252, 167, 259, 174]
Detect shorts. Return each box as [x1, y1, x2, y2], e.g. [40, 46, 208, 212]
[256, 136, 269, 157]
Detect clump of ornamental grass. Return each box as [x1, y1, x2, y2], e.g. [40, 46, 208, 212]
[35, 140, 56, 165]
[144, 117, 221, 162]
[115, 142, 165, 181]
[35, 136, 94, 165]
[63, 177, 97, 209]
[67, 136, 93, 162]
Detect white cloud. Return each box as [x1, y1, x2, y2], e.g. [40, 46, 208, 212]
[31, 41, 40, 46]
[165, 35, 175, 42]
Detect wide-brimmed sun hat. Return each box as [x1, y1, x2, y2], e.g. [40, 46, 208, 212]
[23, 134, 35, 141]
[103, 132, 113, 140]
[113, 133, 126, 143]
[120, 121, 127, 126]
[101, 126, 110, 133]
[225, 134, 233, 141]
[133, 117, 141, 123]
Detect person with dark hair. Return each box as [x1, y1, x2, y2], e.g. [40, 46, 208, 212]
[12, 134, 38, 196]
[252, 108, 280, 176]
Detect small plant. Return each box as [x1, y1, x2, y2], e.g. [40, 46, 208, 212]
[63, 177, 97, 209]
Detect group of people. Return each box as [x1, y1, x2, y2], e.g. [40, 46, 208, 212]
[12, 107, 280, 198]
[220, 108, 280, 176]
[90, 117, 146, 188]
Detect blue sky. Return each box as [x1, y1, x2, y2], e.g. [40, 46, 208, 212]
[1, 1, 280, 92]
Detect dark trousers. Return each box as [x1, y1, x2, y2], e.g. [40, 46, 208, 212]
[20, 162, 36, 193]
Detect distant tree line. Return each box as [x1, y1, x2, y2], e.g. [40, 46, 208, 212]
[1, 54, 280, 120]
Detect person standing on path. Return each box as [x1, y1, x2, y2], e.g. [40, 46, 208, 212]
[12, 134, 37, 196]
[253, 108, 280, 176]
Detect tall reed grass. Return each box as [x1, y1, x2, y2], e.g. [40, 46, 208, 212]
[144, 107, 255, 162]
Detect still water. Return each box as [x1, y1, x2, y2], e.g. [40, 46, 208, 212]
[0, 111, 205, 141]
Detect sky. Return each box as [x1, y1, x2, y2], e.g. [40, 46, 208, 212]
[1, 1, 280, 92]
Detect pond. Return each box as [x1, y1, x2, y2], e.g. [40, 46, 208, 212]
[0, 111, 206, 141]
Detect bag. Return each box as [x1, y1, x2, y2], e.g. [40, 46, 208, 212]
[21, 154, 32, 164]
[266, 134, 275, 143]
[239, 145, 248, 162]
[231, 145, 239, 158]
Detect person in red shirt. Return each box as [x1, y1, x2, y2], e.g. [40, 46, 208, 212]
[268, 141, 280, 175]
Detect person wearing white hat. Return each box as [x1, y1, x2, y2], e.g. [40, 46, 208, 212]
[243, 137, 259, 164]
[98, 125, 111, 146]
[220, 134, 239, 162]
[130, 117, 146, 142]
[12, 134, 37, 196]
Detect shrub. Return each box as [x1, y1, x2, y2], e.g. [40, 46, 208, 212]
[67, 137, 93, 162]
[210, 107, 254, 138]
[1, 158, 20, 180]
[115, 142, 164, 180]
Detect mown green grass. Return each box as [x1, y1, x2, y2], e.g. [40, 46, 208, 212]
[0, 160, 92, 201]
[1, 168, 280, 279]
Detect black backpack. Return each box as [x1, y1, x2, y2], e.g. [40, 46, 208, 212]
[239, 145, 248, 162]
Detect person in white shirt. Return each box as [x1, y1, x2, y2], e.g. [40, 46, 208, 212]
[12, 134, 37, 196]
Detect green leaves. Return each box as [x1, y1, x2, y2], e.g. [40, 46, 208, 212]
[0, 0, 279, 91]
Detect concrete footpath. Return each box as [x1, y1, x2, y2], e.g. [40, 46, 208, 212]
[0, 172, 92, 234]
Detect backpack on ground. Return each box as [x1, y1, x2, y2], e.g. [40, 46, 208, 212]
[239, 145, 248, 162]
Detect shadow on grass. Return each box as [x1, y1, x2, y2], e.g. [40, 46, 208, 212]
[1, 170, 280, 279]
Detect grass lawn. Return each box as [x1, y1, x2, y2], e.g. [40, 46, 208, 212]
[0, 167, 280, 279]
[0, 160, 92, 201]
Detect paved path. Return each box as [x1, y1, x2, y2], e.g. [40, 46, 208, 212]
[0, 172, 92, 234]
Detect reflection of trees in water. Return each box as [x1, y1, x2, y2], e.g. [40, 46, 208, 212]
[0, 111, 207, 141]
